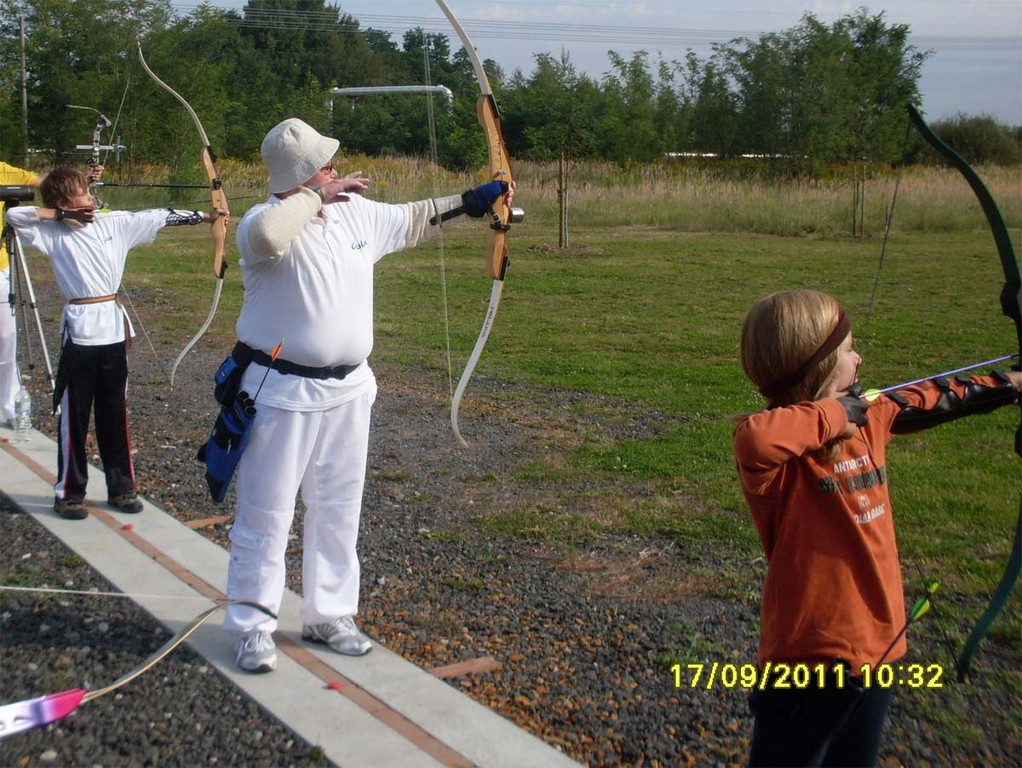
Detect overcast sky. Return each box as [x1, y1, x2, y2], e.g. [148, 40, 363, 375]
[195, 1, 1022, 125]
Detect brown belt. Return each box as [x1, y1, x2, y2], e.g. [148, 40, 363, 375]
[66, 294, 131, 349]
[69, 294, 118, 305]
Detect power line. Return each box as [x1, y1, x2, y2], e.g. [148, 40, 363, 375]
[171, 3, 1017, 51]
[169, 4, 1020, 52]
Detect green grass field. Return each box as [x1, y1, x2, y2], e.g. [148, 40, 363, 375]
[112, 156, 1021, 673]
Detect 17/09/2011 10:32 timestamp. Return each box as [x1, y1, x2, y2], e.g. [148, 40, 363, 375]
[669, 661, 945, 690]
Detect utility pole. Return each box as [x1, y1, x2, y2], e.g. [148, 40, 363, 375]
[558, 149, 570, 248]
[21, 16, 29, 165]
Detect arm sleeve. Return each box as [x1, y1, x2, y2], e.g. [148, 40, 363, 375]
[888, 373, 1019, 434]
[0, 164, 38, 186]
[733, 398, 849, 492]
[403, 194, 467, 249]
[5, 206, 42, 230]
[240, 188, 321, 260]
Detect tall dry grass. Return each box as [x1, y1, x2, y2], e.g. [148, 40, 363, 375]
[102, 157, 1020, 240]
[511, 159, 1021, 239]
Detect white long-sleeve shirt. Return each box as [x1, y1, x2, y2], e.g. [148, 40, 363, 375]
[234, 188, 461, 410]
[6, 208, 171, 345]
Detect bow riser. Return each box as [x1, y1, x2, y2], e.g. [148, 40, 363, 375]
[200, 147, 229, 279]
[476, 95, 512, 281]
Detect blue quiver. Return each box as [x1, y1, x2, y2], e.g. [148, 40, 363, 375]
[196, 354, 254, 502]
[214, 354, 244, 406]
[197, 388, 256, 504]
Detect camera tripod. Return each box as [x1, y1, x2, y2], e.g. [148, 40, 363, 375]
[3, 193, 55, 397]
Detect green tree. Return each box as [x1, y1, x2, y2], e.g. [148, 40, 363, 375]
[652, 56, 688, 155]
[833, 10, 926, 161]
[502, 52, 602, 161]
[237, 0, 343, 88]
[689, 53, 740, 157]
[923, 113, 1022, 166]
[0, 0, 172, 163]
[711, 10, 928, 165]
[599, 51, 666, 162]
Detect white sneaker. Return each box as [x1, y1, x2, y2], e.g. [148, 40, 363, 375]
[235, 630, 277, 673]
[302, 615, 372, 656]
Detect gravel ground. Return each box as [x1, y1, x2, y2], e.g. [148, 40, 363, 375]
[2, 276, 1020, 767]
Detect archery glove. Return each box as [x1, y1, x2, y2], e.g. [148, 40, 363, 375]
[838, 394, 869, 427]
[56, 208, 95, 224]
[461, 181, 508, 218]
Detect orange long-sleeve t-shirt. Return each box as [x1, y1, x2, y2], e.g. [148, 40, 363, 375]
[733, 374, 1007, 670]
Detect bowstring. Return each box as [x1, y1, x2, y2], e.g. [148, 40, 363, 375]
[102, 74, 130, 167]
[910, 560, 961, 672]
[425, 43, 455, 398]
[95, 72, 173, 382]
[117, 282, 171, 382]
[862, 116, 914, 336]
[859, 114, 960, 672]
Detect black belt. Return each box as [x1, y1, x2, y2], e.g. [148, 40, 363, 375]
[234, 342, 361, 381]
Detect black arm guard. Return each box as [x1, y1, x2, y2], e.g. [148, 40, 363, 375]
[889, 372, 1020, 434]
[56, 208, 94, 223]
[165, 209, 204, 227]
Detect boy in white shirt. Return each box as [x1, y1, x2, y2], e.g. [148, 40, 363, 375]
[7, 168, 226, 519]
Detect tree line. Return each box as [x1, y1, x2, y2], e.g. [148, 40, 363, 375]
[0, 0, 1018, 178]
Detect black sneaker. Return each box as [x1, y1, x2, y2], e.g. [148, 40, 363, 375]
[107, 492, 143, 514]
[54, 498, 88, 520]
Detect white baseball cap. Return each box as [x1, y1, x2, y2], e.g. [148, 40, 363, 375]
[261, 118, 340, 193]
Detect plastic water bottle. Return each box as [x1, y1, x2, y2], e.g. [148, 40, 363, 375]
[13, 387, 32, 443]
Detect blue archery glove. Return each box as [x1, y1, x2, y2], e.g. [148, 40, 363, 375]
[461, 181, 508, 218]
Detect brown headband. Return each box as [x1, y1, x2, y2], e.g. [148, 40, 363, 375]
[760, 309, 850, 398]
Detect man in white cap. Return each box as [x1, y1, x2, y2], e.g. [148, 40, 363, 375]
[224, 117, 512, 672]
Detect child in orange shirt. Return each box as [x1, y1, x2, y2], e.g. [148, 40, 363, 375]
[733, 289, 1021, 767]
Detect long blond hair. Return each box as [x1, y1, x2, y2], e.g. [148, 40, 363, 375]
[740, 290, 846, 409]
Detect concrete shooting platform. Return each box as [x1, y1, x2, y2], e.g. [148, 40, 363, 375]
[0, 422, 580, 768]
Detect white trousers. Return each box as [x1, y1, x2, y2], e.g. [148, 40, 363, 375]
[0, 267, 20, 421]
[223, 378, 376, 635]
